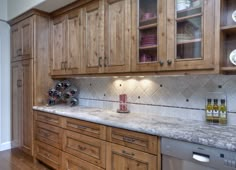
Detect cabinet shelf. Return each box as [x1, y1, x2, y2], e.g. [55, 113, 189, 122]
[139, 45, 158, 50]
[221, 25, 236, 34]
[177, 6, 201, 14]
[176, 13, 202, 21]
[221, 67, 236, 71]
[139, 23, 157, 30]
[139, 17, 157, 25]
[177, 38, 201, 45]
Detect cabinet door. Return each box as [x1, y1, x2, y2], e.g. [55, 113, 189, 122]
[51, 15, 67, 75]
[66, 8, 84, 74]
[106, 143, 157, 170]
[21, 17, 33, 59]
[132, 0, 166, 72]
[165, 0, 215, 71]
[104, 0, 131, 73]
[11, 62, 23, 148]
[21, 59, 33, 156]
[84, 0, 104, 74]
[11, 24, 22, 61]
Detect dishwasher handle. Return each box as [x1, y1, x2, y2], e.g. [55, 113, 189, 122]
[192, 152, 210, 163]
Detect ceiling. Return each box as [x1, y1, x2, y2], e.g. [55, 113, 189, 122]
[35, 0, 77, 13]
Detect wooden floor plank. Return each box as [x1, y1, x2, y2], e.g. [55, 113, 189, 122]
[0, 149, 51, 170]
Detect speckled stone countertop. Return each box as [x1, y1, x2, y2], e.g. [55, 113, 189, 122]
[33, 105, 236, 152]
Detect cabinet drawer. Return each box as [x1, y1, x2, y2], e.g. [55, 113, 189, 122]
[62, 152, 104, 170]
[106, 143, 157, 170]
[35, 141, 62, 170]
[63, 130, 106, 168]
[62, 117, 106, 140]
[35, 121, 63, 149]
[35, 111, 63, 127]
[107, 127, 158, 155]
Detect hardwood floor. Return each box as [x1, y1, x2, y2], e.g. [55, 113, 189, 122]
[0, 148, 51, 170]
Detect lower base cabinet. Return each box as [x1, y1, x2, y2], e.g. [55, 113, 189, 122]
[62, 152, 103, 170]
[34, 111, 160, 170]
[106, 143, 157, 170]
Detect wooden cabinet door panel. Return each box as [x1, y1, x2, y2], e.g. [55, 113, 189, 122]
[84, 0, 104, 73]
[63, 130, 106, 168]
[107, 127, 158, 155]
[21, 17, 33, 59]
[11, 62, 23, 148]
[66, 8, 83, 74]
[35, 141, 62, 170]
[63, 117, 106, 140]
[11, 24, 22, 61]
[62, 152, 104, 170]
[35, 121, 63, 149]
[106, 143, 157, 170]
[104, 0, 131, 73]
[21, 59, 33, 155]
[51, 15, 66, 75]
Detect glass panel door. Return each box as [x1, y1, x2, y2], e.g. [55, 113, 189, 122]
[176, 0, 203, 60]
[138, 0, 158, 63]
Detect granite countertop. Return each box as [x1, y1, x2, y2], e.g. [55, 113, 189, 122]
[33, 105, 236, 152]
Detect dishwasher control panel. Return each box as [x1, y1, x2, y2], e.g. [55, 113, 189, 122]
[161, 138, 236, 170]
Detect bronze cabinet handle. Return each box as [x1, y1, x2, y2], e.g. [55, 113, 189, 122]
[98, 57, 103, 67]
[17, 80, 22, 87]
[122, 150, 135, 157]
[159, 61, 164, 66]
[167, 59, 172, 65]
[64, 61, 68, 69]
[77, 125, 87, 130]
[123, 136, 135, 143]
[104, 57, 108, 67]
[77, 145, 86, 151]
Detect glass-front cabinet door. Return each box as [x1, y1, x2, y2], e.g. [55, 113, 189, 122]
[165, 0, 215, 71]
[131, 0, 166, 72]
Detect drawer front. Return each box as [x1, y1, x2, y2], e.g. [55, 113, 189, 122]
[107, 127, 158, 155]
[63, 117, 106, 140]
[35, 141, 62, 170]
[62, 152, 104, 170]
[63, 130, 106, 168]
[35, 121, 63, 149]
[35, 111, 63, 127]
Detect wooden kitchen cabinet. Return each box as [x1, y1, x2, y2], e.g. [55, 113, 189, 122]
[11, 59, 33, 155]
[106, 142, 157, 170]
[163, 0, 216, 71]
[132, 0, 166, 72]
[11, 17, 33, 62]
[10, 10, 52, 156]
[103, 0, 132, 73]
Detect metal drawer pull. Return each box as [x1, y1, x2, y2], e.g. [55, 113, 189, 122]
[98, 57, 103, 67]
[123, 136, 135, 143]
[192, 153, 210, 163]
[78, 145, 86, 151]
[77, 125, 87, 130]
[44, 153, 50, 157]
[122, 150, 135, 157]
[17, 80, 22, 87]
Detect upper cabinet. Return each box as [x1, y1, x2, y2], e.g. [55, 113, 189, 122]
[84, 0, 104, 74]
[132, 0, 166, 72]
[51, 9, 83, 76]
[11, 17, 33, 62]
[220, 0, 236, 72]
[164, 0, 215, 71]
[103, 0, 131, 73]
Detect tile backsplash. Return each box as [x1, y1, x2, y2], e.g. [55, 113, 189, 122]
[69, 75, 236, 125]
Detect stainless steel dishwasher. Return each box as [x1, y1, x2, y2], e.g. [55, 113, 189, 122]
[161, 138, 236, 170]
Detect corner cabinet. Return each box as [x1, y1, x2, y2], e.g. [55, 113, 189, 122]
[164, 0, 216, 71]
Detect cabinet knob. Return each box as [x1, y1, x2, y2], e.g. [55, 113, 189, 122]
[167, 59, 172, 65]
[159, 61, 164, 66]
[98, 57, 103, 67]
[104, 57, 108, 67]
[64, 61, 68, 70]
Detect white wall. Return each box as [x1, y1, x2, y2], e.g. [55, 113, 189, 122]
[0, 0, 7, 20]
[0, 21, 11, 151]
[8, 0, 46, 20]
